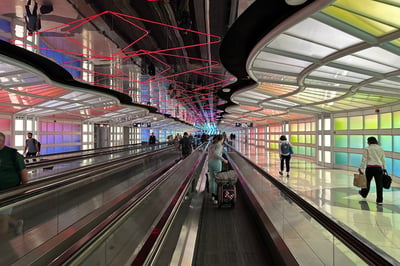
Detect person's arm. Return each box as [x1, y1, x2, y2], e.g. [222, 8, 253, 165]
[359, 148, 368, 170]
[380, 150, 386, 170]
[23, 140, 27, 155]
[35, 141, 40, 155]
[16, 153, 28, 184]
[20, 169, 28, 185]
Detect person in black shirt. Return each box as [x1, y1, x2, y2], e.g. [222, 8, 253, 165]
[149, 132, 156, 145]
[24, 0, 41, 35]
[180, 132, 192, 158]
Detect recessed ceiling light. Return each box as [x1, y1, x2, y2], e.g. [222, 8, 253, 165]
[285, 0, 307, 5]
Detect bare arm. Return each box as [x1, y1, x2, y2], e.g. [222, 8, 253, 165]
[20, 169, 28, 185]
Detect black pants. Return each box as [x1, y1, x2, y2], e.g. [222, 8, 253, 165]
[26, 152, 37, 157]
[280, 155, 291, 172]
[360, 167, 383, 203]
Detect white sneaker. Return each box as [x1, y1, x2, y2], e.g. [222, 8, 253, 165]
[15, 220, 24, 235]
[213, 200, 218, 205]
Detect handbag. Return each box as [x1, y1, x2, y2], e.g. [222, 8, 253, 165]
[382, 171, 392, 189]
[215, 170, 237, 184]
[353, 173, 367, 188]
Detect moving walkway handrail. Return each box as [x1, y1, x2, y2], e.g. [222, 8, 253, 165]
[13, 156, 181, 266]
[229, 146, 396, 266]
[28, 142, 141, 160]
[0, 145, 175, 207]
[26, 142, 167, 169]
[47, 147, 206, 265]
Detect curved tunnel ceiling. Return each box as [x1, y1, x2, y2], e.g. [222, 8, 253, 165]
[219, 0, 400, 126]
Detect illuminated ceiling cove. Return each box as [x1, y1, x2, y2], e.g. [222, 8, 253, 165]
[225, 0, 400, 126]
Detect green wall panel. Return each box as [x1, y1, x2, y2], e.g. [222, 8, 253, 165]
[334, 117, 348, 130]
[365, 114, 378, 129]
[394, 136, 400, 153]
[335, 152, 348, 165]
[394, 111, 400, 128]
[349, 116, 363, 130]
[380, 135, 392, 152]
[334, 135, 348, 148]
[349, 135, 363, 148]
[380, 113, 392, 129]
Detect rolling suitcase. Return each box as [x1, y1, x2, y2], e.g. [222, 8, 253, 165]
[215, 170, 237, 208]
[217, 182, 236, 208]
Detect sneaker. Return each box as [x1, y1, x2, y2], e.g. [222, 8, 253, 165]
[358, 191, 366, 199]
[376, 202, 383, 205]
[213, 200, 218, 205]
[279, 171, 283, 176]
[15, 220, 24, 235]
[287, 173, 290, 177]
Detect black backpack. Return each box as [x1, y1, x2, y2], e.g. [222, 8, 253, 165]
[281, 143, 290, 154]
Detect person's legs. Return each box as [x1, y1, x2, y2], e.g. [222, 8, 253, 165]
[279, 157, 284, 174]
[285, 155, 291, 172]
[360, 167, 374, 197]
[32, 1, 38, 16]
[208, 160, 221, 197]
[25, 2, 32, 17]
[373, 167, 383, 203]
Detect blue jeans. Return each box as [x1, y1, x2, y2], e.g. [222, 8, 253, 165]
[208, 159, 222, 195]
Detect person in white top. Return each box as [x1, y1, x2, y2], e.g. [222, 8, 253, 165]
[358, 136, 386, 205]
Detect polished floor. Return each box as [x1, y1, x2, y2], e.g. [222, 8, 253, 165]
[234, 142, 400, 263]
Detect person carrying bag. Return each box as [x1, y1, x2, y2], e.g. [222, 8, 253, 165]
[358, 137, 386, 205]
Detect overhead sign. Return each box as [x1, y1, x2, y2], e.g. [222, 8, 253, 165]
[235, 122, 253, 128]
[133, 122, 151, 127]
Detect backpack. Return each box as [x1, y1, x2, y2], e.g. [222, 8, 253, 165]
[280, 142, 291, 155]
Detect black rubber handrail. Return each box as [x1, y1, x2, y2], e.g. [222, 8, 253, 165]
[229, 146, 397, 265]
[0, 146, 175, 207]
[26, 142, 167, 169]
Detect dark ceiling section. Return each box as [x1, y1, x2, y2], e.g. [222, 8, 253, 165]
[218, 0, 315, 109]
[76, 0, 235, 125]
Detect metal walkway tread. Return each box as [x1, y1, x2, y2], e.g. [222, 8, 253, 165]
[194, 188, 274, 266]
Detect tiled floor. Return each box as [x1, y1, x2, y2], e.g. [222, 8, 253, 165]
[235, 143, 400, 263]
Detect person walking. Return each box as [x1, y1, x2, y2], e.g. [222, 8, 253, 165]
[180, 132, 193, 158]
[208, 135, 228, 205]
[0, 132, 28, 236]
[279, 135, 293, 177]
[358, 136, 386, 205]
[23, 132, 40, 157]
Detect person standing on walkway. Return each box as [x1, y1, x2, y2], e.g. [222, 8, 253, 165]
[0, 132, 27, 236]
[23, 132, 39, 157]
[279, 135, 293, 177]
[148, 132, 156, 145]
[208, 135, 228, 205]
[180, 132, 193, 158]
[358, 136, 386, 205]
